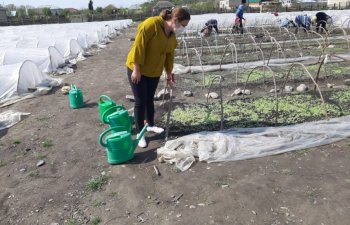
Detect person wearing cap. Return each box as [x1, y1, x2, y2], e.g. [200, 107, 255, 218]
[294, 14, 311, 33]
[200, 19, 219, 37]
[232, 0, 246, 34]
[312, 12, 332, 33]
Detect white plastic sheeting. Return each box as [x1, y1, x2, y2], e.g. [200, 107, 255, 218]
[0, 110, 30, 131]
[0, 60, 61, 101]
[0, 19, 132, 63]
[173, 53, 350, 74]
[185, 10, 350, 30]
[0, 47, 65, 73]
[158, 116, 350, 171]
[0, 19, 132, 104]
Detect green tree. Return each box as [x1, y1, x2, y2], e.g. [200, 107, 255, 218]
[59, 9, 70, 18]
[80, 9, 91, 17]
[95, 7, 103, 14]
[140, 2, 152, 14]
[118, 7, 128, 16]
[42, 7, 52, 16]
[17, 6, 26, 17]
[103, 4, 116, 15]
[6, 4, 16, 11]
[88, 0, 94, 11]
[27, 8, 38, 18]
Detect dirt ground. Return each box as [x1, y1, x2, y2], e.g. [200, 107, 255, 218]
[1, 28, 350, 225]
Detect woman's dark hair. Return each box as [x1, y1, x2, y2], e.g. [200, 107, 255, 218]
[160, 7, 191, 22]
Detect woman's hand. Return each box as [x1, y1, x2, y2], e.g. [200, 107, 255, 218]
[131, 64, 141, 84]
[166, 73, 175, 88]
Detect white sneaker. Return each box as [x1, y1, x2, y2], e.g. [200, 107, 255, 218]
[147, 126, 164, 134]
[137, 134, 147, 148]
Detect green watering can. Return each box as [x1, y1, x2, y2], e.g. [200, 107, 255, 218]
[99, 124, 148, 164]
[69, 84, 84, 109]
[99, 95, 124, 122]
[102, 106, 134, 132]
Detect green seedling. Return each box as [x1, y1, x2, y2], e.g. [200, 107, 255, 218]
[35, 152, 47, 160]
[0, 160, 7, 167]
[42, 139, 53, 148]
[90, 216, 102, 225]
[65, 219, 77, 225]
[86, 175, 109, 192]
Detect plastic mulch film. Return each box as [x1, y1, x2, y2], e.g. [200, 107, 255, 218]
[0, 110, 30, 131]
[157, 116, 350, 171]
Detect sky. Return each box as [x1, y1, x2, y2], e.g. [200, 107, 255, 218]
[1, 0, 148, 9]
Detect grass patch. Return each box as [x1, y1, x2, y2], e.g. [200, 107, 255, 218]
[90, 216, 102, 225]
[92, 200, 103, 207]
[42, 139, 53, 148]
[35, 152, 47, 160]
[108, 192, 119, 198]
[166, 89, 350, 131]
[241, 68, 275, 82]
[13, 140, 21, 145]
[289, 148, 309, 157]
[214, 180, 229, 187]
[204, 75, 220, 86]
[65, 219, 77, 225]
[171, 105, 220, 126]
[86, 175, 109, 192]
[0, 160, 7, 167]
[305, 187, 319, 199]
[281, 169, 293, 175]
[306, 62, 350, 77]
[29, 170, 39, 177]
[330, 89, 350, 106]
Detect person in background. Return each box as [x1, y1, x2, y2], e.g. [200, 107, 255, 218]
[125, 8, 191, 148]
[312, 12, 332, 33]
[200, 19, 219, 37]
[294, 14, 311, 33]
[274, 14, 296, 28]
[280, 17, 297, 28]
[232, 0, 246, 34]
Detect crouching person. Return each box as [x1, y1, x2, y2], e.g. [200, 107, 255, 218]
[294, 14, 311, 33]
[312, 12, 332, 33]
[200, 19, 219, 37]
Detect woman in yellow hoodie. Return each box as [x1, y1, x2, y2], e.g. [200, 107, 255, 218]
[126, 7, 191, 148]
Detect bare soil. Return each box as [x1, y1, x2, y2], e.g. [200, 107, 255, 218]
[1, 28, 350, 225]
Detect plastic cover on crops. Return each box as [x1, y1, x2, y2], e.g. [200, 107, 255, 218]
[158, 116, 350, 171]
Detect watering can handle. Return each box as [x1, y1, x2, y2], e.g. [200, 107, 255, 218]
[99, 95, 113, 102]
[136, 123, 148, 143]
[99, 126, 126, 147]
[102, 105, 125, 123]
[70, 84, 77, 90]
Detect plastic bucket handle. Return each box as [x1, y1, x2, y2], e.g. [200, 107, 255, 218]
[102, 105, 125, 123]
[136, 123, 148, 143]
[99, 95, 113, 103]
[99, 126, 127, 147]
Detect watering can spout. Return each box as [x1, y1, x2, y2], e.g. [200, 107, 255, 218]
[134, 124, 148, 148]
